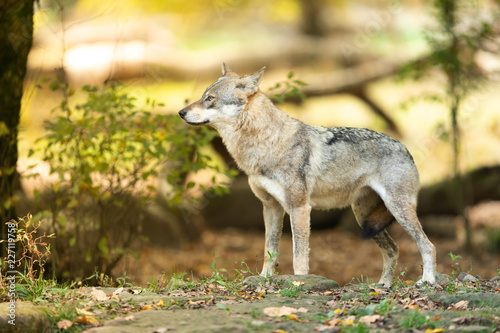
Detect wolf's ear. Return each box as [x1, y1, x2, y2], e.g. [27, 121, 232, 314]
[221, 62, 237, 76]
[239, 66, 266, 95]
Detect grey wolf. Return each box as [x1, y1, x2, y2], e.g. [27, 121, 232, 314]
[178, 63, 437, 286]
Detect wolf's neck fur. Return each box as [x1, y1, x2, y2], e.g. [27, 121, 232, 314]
[213, 91, 299, 175]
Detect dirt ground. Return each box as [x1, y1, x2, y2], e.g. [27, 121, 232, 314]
[116, 225, 500, 286]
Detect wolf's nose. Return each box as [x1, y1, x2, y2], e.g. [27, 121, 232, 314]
[178, 109, 187, 119]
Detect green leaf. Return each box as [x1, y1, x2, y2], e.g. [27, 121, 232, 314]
[49, 80, 59, 91]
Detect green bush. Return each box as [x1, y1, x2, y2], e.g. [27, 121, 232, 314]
[28, 83, 234, 280]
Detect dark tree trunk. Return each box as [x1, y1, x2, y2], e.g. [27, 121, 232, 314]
[299, 0, 326, 36]
[0, 0, 35, 253]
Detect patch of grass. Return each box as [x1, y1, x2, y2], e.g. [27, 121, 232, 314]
[279, 282, 303, 298]
[340, 322, 370, 333]
[352, 299, 396, 317]
[401, 310, 428, 329]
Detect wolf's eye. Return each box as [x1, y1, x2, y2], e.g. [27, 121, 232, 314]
[205, 96, 214, 102]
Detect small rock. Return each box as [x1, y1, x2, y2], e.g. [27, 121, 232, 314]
[490, 275, 500, 283]
[457, 272, 478, 283]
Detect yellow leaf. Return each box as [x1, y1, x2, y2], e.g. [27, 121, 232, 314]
[76, 308, 94, 316]
[140, 305, 154, 311]
[292, 281, 304, 287]
[369, 292, 380, 296]
[288, 314, 299, 321]
[75, 315, 99, 325]
[425, 329, 445, 333]
[333, 308, 343, 315]
[154, 300, 165, 306]
[272, 330, 288, 333]
[342, 319, 354, 326]
[405, 280, 414, 285]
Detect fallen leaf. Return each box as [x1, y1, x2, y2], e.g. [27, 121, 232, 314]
[404, 305, 420, 311]
[315, 324, 333, 332]
[76, 308, 94, 316]
[425, 329, 445, 333]
[292, 281, 304, 287]
[90, 288, 108, 302]
[326, 300, 338, 308]
[333, 308, 344, 315]
[358, 314, 383, 326]
[140, 305, 154, 311]
[263, 306, 306, 317]
[57, 319, 73, 329]
[272, 330, 288, 333]
[452, 300, 469, 310]
[288, 314, 299, 321]
[75, 315, 99, 326]
[371, 287, 387, 294]
[369, 292, 380, 296]
[324, 318, 341, 327]
[341, 316, 356, 326]
[113, 287, 124, 295]
[154, 300, 165, 306]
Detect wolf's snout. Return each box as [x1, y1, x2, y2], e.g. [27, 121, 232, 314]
[178, 108, 187, 119]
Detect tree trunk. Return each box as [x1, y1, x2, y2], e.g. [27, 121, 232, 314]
[299, 0, 326, 36]
[0, 0, 35, 254]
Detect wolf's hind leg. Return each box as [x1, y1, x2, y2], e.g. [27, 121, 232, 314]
[372, 230, 399, 287]
[261, 201, 285, 277]
[384, 198, 437, 285]
[352, 190, 398, 287]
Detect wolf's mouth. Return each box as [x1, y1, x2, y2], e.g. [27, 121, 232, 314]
[186, 120, 210, 125]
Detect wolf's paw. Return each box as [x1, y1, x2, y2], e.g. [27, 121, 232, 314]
[416, 278, 436, 287]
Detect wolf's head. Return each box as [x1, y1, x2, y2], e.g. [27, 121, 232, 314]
[178, 63, 266, 126]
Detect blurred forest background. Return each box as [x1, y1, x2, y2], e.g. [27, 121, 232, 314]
[2, 0, 500, 286]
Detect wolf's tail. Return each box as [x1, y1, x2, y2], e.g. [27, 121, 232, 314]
[360, 204, 395, 239]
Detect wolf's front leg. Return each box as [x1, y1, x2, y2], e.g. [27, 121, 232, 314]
[290, 204, 311, 275]
[261, 203, 285, 277]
